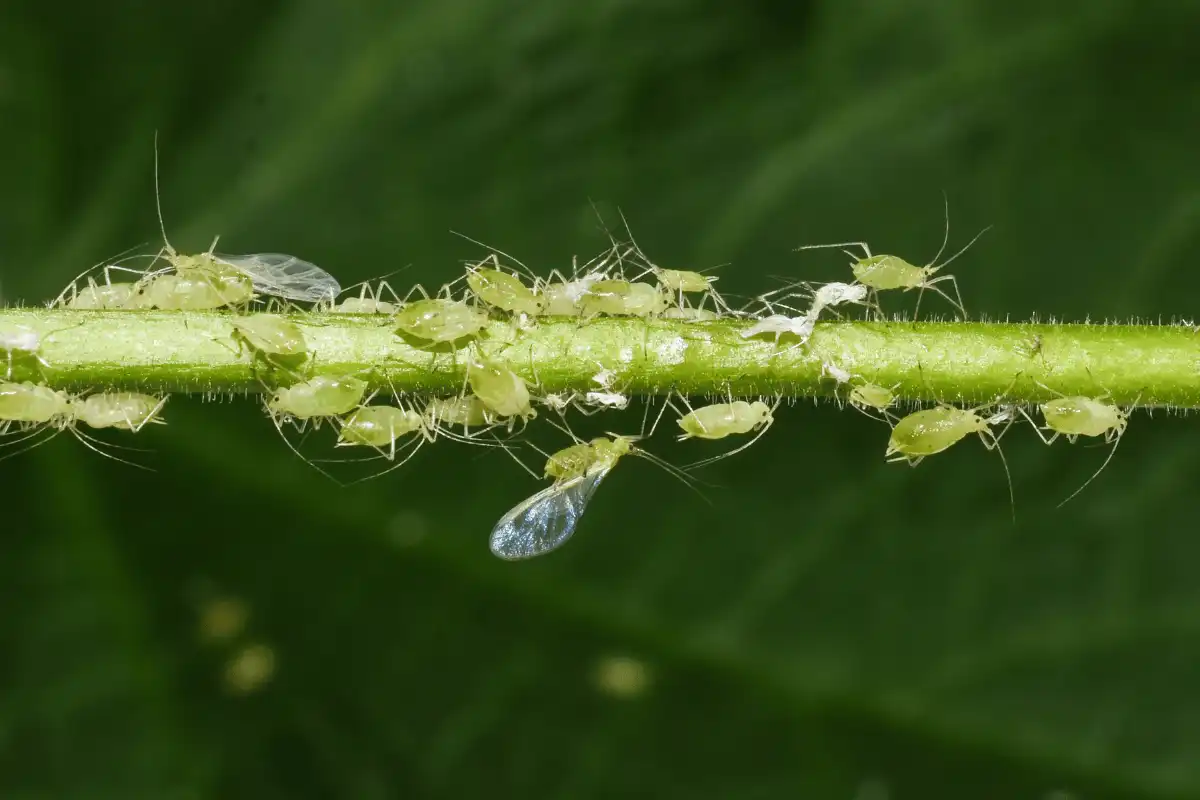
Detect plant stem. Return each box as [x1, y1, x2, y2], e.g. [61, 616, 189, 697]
[3, 308, 1197, 407]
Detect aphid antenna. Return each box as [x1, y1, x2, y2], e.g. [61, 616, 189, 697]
[153, 131, 181, 261]
[449, 231, 542, 286]
[263, 398, 344, 486]
[50, 245, 154, 307]
[794, 240, 874, 261]
[978, 424, 1017, 524]
[0, 425, 57, 459]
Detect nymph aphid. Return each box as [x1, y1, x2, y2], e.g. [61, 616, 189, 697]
[795, 199, 988, 319]
[393, 298, 490, 344]
[1024, 386, 1131, 507]
[267, 375, 370, 422]
[229, 314, 309, 370]
[848, 381, 900, 423]
[73, 392, 168, 431]
[465, 258, 546, 317]
[675, 396, 779, 468]
[466, 352, 537, 424]
[739, 311, 816, 349]
[886, 399, 1016, 518]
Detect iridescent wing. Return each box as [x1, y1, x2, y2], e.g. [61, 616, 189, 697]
[489, 469, 609, 560]
[217, 253, 341, 302]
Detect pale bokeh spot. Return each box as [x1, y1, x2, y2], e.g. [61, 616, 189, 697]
[223, 642, 277, 695]
[198, 595, 249, 644]
[592, 654, 652, 699]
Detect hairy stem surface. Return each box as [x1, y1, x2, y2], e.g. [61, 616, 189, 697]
[3, 308, 1197, 406]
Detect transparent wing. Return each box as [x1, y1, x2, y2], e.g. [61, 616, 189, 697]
[489, 470, 609, 560]
[217, 253, 341, 302]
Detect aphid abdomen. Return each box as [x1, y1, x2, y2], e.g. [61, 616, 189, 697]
[333, 297, 398, 314]
[232, 315, 308, 357]
[394, 299, 489, 343]
[75, 392, 165, 430]
[467, 269, 544, 316]
[887, 407, 978, 457]
[623, 282, 668, 316]
[579, 280, 633, 316]
[467, 356, 534, 419]
[657, 269, 710, 294]
[678, 402, 754, 439]
[0, 381, 71, 423]
[544, 442, 597, 480]
[852, 255, 923, 290]
[339, 406, 423, 447]
[272, 376, 368, 419]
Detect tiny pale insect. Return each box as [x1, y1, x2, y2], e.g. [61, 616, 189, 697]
[73, 392, 168, 431]
[1023, 387, 1131, 507]
[394, 298, 489, 344]
[739, 312, 816, 348]
[675, 396, 779, 468]
[152, 135, 341, 303]
[467, 353, 537, 423]
[466, 261, 546, 317]
[267, 375, 369, 421]
[230, 314, 309, 360]
[0, 322, 48, 379]
[795, 198, 988, 319]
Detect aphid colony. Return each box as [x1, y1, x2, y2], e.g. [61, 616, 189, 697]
[2, 193, 1138, 562]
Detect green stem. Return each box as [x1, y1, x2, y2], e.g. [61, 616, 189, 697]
[3, 308, 1197, 407]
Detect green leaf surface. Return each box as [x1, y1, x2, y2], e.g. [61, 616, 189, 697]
[3, 0, 1200, 796]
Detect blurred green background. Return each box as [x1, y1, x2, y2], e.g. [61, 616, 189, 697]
[3, 0, 1200, 797]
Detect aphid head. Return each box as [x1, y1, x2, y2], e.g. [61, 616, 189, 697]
[749, 400, 773, 426]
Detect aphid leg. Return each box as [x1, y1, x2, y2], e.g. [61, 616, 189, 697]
[0, 427, 63, 464]
[912, 273, 966, 322]
[68, 425, 154, 471]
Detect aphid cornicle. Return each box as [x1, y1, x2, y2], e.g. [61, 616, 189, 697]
[393, 298, 490, 344]
[490, 435, 635, 560]
[268, 375, 369, 419]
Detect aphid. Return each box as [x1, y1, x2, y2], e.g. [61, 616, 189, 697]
[229, 314, 309, 365]
[584, 390, 629, 411]
[0, 384, 165, 468]
[885, 400, 1015, 518]
[466, 262, 546, 317]
[795, 199, 988, 319]
[1026, 391, 1130, 507]
[538, 391, 578, 413]
[656, 269, 712, 295]
[675, 398, 777, 466]
[821, 360, 853, 385]
[885, 404, 1002, 464]
[467, 353, 537, 423]
[337, 404, 425, 448]
[424, 395, 494, 431]
[0, 322, 48, 379]
[394, 298, 489, 344]
[73, 392, 168, 431]
[848, 381, 899, 422]
[578, 279, 633, 316]
[152, 136, 341, 303]
[739, 311, 816, 348]
[64, 281, 146, 309]
[267, 375, 369, 421]
[489, 435, 635, 560]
